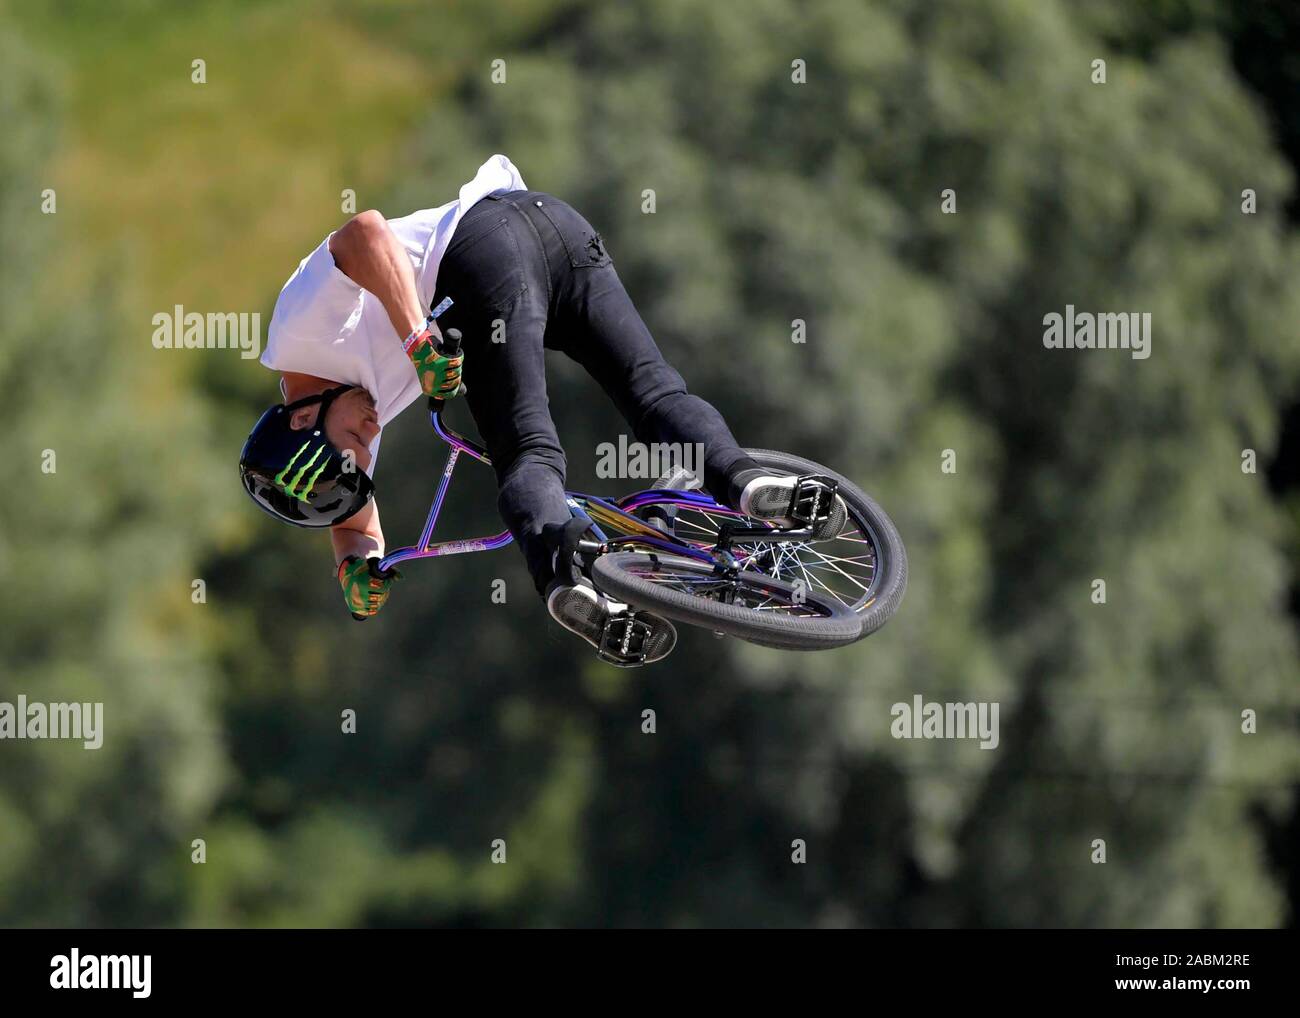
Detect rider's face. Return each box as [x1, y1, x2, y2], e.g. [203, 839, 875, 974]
[290, 388, 379, 473]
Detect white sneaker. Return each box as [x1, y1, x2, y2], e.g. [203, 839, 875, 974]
[737, 474, 849, 538]
[546, 579, 677, 665]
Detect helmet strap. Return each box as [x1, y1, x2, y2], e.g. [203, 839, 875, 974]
[283, 384, 358, 430]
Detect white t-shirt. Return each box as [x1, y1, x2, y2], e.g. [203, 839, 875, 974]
[261, 153, 527, 469]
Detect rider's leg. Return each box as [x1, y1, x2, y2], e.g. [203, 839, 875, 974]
[535, 198, 848, 535]
[434, 193, 679, 663]
[523, 197, 766, 507]
[433, 195, 684, 662]
[433, 197, 572, 596]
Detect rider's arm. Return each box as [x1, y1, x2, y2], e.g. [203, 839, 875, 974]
[331, 497, 384, 566]
[328, 210, 429, 340]
[329, 209, 463, 397]
[332, 498, 399, 619]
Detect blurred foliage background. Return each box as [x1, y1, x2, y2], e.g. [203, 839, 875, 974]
[1, 0, 1298, 927]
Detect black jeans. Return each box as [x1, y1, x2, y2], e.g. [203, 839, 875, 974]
[432, 190, 761, 595]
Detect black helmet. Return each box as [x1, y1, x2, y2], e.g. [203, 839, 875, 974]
[239, 385, 375, 528]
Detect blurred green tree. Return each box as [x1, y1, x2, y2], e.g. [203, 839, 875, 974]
[0, 16, 225, 925]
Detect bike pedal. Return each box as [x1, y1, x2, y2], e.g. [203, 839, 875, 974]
[597, 611, 655, 667]
[790, 474, 839, 528]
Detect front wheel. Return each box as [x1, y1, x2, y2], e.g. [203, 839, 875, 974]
[591, 551, 861, 651]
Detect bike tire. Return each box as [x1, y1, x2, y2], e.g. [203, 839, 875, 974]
[652, 448, 907, 638]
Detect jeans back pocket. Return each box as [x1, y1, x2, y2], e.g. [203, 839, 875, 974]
[534, 198, 613, 269]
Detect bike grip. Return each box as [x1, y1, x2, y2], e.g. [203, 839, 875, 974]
[366, 558, 401, 581]
[428, 382, 467, 413]
[438, 328, 463, 356]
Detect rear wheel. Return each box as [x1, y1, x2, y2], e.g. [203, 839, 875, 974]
[641, 449, 907, 639]
[590, 551, 861, 651]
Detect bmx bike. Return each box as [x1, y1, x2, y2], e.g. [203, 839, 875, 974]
[378, 328, 907, 665]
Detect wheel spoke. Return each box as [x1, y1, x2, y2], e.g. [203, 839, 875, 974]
[632, 499, 879, 613]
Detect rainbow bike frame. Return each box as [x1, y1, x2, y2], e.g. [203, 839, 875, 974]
[377, 402, 758, 574]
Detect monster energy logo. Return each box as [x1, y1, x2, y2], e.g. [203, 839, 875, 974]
[275, 440, 330, 501]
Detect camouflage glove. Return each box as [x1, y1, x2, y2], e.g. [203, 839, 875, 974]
[402, 322, 464, 398]
[338, 555, 401, 620]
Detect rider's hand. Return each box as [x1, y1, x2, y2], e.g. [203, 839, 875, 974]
[403, 325, 464, 399]
[338, 555, 401, 620]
